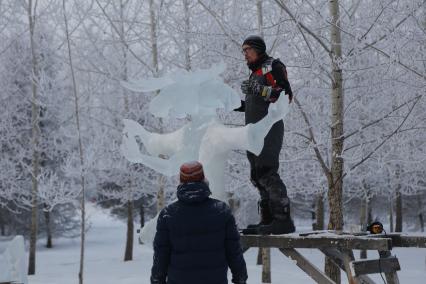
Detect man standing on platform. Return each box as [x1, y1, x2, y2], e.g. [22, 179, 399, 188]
[235, 35, 295, 235]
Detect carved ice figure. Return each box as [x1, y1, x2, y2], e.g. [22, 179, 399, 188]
[121, 63, 290, 244]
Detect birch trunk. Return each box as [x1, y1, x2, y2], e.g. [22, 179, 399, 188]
[118, 0, 134, 262]
[140, 204, 145, 228]
[389, 197, 394, 233]
[395, 186, 403, 232]
[149, 0, 159, 76]
[183, 0, 191, 71]
[62, 2, 86, 283]
[417, 195, 424, 232]
[27, 0, 40, 275]
[325, 0, 344, 282]
[149, 0, 167, 212]
[44, 205, 52, 248]
[0, 208, 5, 236]
[256, 0, 264, 38]
[315, 193, 325, 230]
[124, 200, 134, 261]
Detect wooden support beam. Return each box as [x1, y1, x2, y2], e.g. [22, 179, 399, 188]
[279, 248, 335, 284]
[351, 257, 400, 276]
[379, 251, 400, 284]
[367, 234, 426, 248]
[320, 248, 375, 284]
[240, 235, 391, 250]
[340, 249, 357, 284]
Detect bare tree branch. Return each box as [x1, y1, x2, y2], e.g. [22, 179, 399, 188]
[344, 94, 423, 140]
[294, 97, 332, 183]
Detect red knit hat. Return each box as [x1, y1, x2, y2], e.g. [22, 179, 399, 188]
[179, 161, 205, 183]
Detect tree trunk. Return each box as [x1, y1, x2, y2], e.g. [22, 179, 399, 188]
[62, 2, 86, 283]
[315, 193, 325, 230]
[395, 187, 403, 232]
[389, 197, 394, 233]
[311, 200, 316, 230]
[359, 195, 372, 259]
[359, 196, 367, 258]
[149, 0, 159, 76]
[124, 200, 134, 261]
[27, 0, 40, 275]
[0, 207, 5, 236]
[326, 0, 344, 282]
[140, 204, 145, 228]
[44, 205, 52, 248]
[256, 0, 264, 38]
[118, 0, 134, 262]
[417, 195, 424, 232]
[183, 0, 191, 71]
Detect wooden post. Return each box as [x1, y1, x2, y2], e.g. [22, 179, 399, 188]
[261, 247, 271, 283]
[379, 250, 400, 284]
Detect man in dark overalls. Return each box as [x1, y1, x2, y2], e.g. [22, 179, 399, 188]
[235, 35, 295, 235]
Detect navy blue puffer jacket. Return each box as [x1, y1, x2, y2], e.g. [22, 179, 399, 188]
[150, 181, 247, 284]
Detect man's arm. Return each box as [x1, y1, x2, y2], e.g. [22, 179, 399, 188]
[150, 209, 171, 284]
[271, 59, 293, 103]
[225, 209, 248, 284]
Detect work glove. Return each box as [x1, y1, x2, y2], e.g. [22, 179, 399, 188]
[241, 77, 263, 95]
[241, 78, 283, 103]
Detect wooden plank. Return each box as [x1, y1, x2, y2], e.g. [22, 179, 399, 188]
[351, 257, 400, 276]
[366, 234, 426, 248]
[320, 248, 375, 284]
[279, 248, 336, 284]
[379, 251, 400, 284]
[240, 235, 391, 250]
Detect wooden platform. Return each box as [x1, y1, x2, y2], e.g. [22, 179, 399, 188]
[240, 231, 426, 284]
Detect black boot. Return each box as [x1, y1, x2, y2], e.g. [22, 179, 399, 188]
[257, 218, 295, 235]
[241, 200, 272, 235]
[247, 199, 273, 228]
[257, 198, 295, 235]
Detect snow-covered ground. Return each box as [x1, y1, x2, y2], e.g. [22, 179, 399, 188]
[5, 204, 422, 283]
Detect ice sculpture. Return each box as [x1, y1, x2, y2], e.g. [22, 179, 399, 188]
[0, 236, 28, 284]
[121, 62, 290, 244]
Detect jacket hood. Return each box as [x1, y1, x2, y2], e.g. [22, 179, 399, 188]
[177, 181, 211, 204]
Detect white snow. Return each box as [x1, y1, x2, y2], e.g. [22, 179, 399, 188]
[17, 204, 426, 284]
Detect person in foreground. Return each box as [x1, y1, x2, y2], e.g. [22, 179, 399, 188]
[150, 161, 248, 284]
[235, 35, 296, 235]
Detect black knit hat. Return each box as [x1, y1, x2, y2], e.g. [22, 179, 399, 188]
[242, 35, 266, 55]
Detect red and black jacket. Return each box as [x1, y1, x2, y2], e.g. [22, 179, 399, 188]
[241, 56, 293, 125]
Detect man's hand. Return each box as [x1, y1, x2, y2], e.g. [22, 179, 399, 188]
[286, 92, 293, 104]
